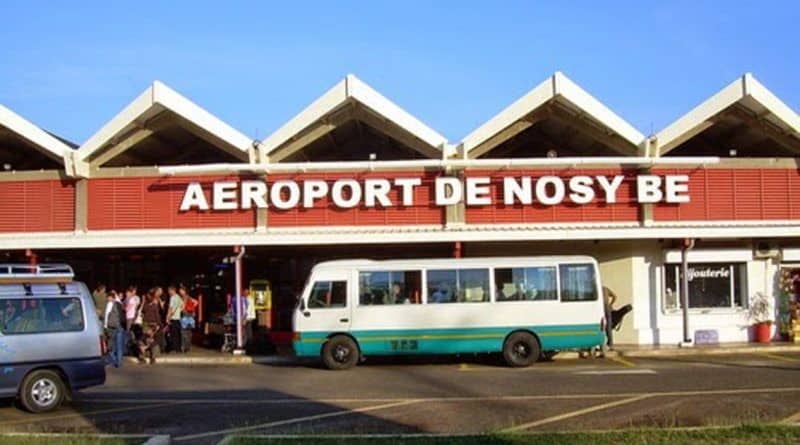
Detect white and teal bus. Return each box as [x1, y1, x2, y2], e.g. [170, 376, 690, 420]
[292, 256, 606, 370]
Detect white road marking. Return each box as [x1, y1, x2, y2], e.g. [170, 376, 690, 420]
[575, 369, 657, 375]
[0, 402, 185, 427]
[172, 399, 421, 442]
[501, 394, 652, 432]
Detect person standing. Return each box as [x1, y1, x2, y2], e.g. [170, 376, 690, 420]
[165, 285, 184, 353]
[228, 291, 248, 351]
[141, 289, 163, 362]
[123, 285, 141, 332]
[601, 286, 618, 354]
[103, 290, 125, 368]
[244, 288, 257, 349]
[178, 285, 198, 353]
[92, 283, 107, 319]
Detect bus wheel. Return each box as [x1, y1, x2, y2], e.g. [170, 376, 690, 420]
[20, 369, 66, 413]
[322, 335, 359, 370]
[503, 332, 540, 367]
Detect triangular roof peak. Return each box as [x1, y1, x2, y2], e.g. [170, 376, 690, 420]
[0, 104, 73, 168]
[654, 73, 800, 156]
[260, 74, 451, 162]
[461, 72, 645, 158]
[72, 81, 252, 176]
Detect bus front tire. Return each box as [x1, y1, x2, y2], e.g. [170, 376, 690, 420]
[322, 335, 359, 370]
[503, 332, 540, 368]
[19, 369, 66, 413]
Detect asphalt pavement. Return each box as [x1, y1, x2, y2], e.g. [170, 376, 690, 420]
[0, 352, 799, 444]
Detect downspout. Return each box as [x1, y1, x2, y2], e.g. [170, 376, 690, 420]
[681, 238, 695, 346]
[233, 245, 246, 353]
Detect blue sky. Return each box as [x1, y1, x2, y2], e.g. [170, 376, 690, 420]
[1, 1, 798, 144]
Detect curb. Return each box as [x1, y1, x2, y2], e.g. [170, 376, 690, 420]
[124, 355, 296, 366]
[617, 344, 800, 358]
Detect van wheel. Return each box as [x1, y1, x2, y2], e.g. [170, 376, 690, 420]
[503, 332, 540, 367]
[20, 370, 66, 413]
[322, 335, 359, 370]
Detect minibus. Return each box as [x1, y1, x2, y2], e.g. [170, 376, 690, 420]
[293, 256, 606, 369]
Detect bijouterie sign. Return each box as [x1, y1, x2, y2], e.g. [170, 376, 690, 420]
[179, 174, 690, 211]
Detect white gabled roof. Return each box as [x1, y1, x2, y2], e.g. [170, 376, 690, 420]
[260, 74, 450, 161]
[0, 104, 73, 164]
[76, 81, 252, 164]
[655, 73, 800, 155]
[461, 72, 645, 157]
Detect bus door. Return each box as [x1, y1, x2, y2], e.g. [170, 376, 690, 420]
[301, 271, 351, 333]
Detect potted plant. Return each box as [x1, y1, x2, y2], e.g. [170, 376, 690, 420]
[748, 292, 773, 343]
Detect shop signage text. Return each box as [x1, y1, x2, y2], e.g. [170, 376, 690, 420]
[179, 174, 690, 211]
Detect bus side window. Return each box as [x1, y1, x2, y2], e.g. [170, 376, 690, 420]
[308, 281, 348, 308]
[559, 264, 598, 302]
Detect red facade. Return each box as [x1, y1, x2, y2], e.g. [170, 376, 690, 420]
[653, 168, 800, 221]
[464, 169, 641, 224]
[87, 176, 256, 230]
[0, 180, 75, 232]
[3, 168, 799, 235]
[266, 171, 443, 227]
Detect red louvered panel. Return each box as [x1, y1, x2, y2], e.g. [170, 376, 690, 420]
[267, 171, 442, 227]
[732, 170, 762, 220]
[49, 180, 76, 231]
[465, 169, 640, 224]
[0, 182, 27, 232]
[88, 176, 255, 230]
[654, 168, 800, 222]
[760, 169, 791, 219]
[705, 170, 735, 220]
[0, 180, 75, 232]
[791, 169, 800, 220]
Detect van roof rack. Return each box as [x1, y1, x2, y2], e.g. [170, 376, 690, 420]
[0, 264, 75, 283]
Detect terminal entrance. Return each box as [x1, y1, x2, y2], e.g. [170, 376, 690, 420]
[2, 243, 454, 354]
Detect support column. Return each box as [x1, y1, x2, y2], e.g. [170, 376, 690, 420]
[75, 179, 88, 232]
[680, 238, 695, 346]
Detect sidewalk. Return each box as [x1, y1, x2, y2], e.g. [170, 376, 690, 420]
[124, 342, 800, 366]
[613, 341, 800, 358]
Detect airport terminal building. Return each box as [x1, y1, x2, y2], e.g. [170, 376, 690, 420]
[1, 72, 799, 346]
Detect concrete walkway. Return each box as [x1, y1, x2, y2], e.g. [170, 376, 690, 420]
[123, 342, 800, 365]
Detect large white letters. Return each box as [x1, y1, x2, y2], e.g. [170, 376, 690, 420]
[179, 182, 209, 211]
[179, 174, 693, 211]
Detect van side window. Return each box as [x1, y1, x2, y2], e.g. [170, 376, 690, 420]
[307, 281, 347, 309]
[494, 266, 557, 301]
[559, 264, 598, 302]
[427, 268, 490, 303]
[0, 297, 84, 335]
[359, 270, 422, 305]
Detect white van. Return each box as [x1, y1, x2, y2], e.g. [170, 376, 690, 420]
[0, 264, 106, 412]
[293, 256, 606, 369]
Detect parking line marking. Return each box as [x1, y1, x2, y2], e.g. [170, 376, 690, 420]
[172, 399, 421, 442]
[501, 394, 652, 432]
[609, 356, 636, 367]
[758, 353, 800, 363]
[0, 401, 184, 427]
[575, 369, 656, 375]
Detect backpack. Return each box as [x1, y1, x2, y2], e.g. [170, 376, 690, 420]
[107, 300, 124, 329]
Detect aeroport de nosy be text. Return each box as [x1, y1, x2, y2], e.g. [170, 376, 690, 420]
[179, 174, 690, 211]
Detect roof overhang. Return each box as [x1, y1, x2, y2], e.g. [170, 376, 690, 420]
[260, 75, 451, 162]
[71, 81, 252, 177]
[461, 72, 645, 158]
[1, 221, 798, 250]
[654, 73, 800, 156]
[0, 105, 73, 166]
